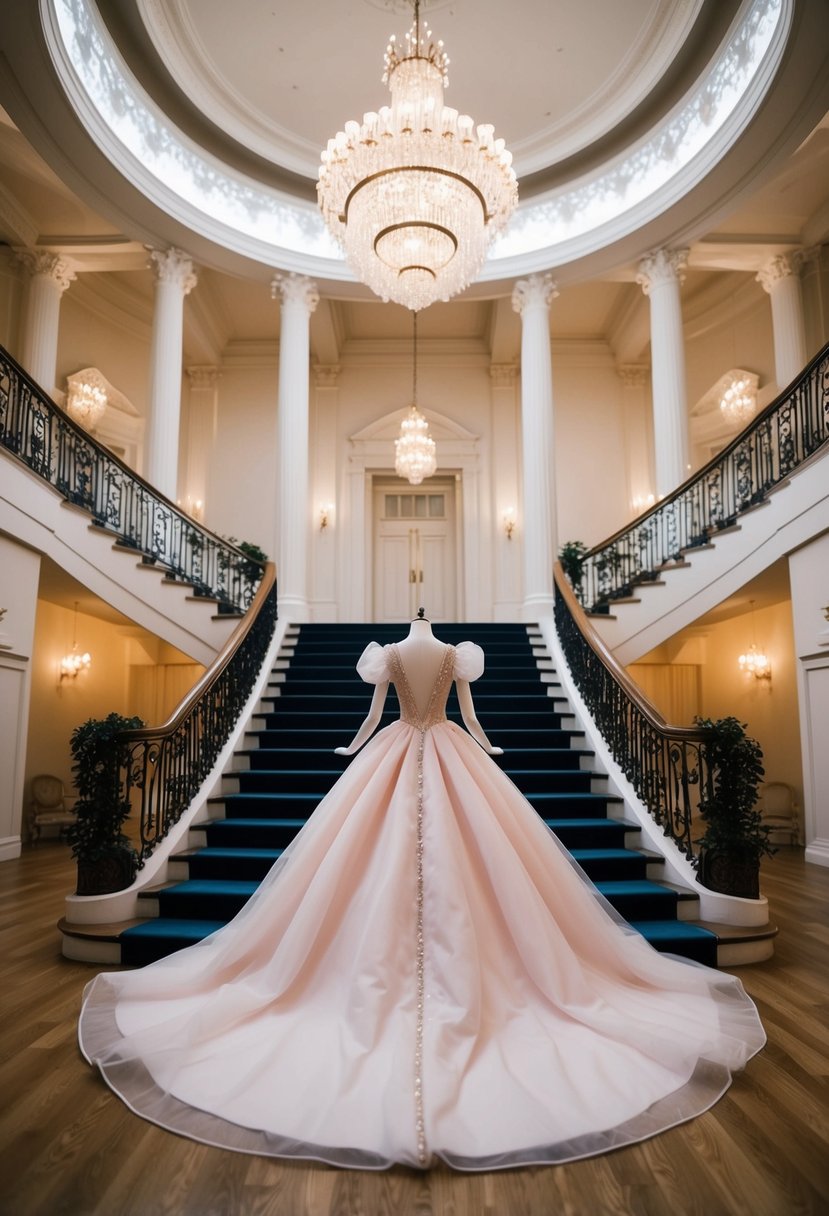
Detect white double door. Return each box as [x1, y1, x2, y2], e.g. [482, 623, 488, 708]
[373, 478, 457, 622]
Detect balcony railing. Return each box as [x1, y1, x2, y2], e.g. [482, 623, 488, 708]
[0, 345, 262, 612]
[554, 562, 714, 862]
[576, 342, 829, 612]
[123, 564, 278, 868]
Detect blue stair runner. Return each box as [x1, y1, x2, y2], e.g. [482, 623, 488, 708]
[121, 624, 717, 966]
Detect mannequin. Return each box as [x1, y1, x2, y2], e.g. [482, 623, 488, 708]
[335, 609, 503, 757]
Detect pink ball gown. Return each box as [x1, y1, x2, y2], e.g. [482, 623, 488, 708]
[79, 640, 765, 1171]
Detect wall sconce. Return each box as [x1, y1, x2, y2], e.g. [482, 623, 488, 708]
[319, 503, 334, 531]
[503, 507, 516, 540]
[179, 495, 204, 522]
[738, 600, 770, 681]
[60, 601, 91, 681]
[631, 493, 656, 514]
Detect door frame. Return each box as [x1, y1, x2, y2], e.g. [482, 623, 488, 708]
[340, 407, 485, 622]
[371, 474, 461, 622]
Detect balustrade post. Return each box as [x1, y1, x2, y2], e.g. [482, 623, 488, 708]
[15, 250, 75, 394]
[146, 248, 197, 501]
[512, 274, 558, 621]
[272, 273, 319, 622]
[636, 248, 690, 499]
[756, 253, 808, 390]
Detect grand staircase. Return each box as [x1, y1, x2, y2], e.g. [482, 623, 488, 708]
[120, 623, 719, 968]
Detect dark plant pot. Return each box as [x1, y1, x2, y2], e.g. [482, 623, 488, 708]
[76, 850, 137, 896]
[698, 850, 760, 900]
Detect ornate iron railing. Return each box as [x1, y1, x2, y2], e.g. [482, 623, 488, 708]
[576, 342, 829, 611]
[0, 344, 262, 612]
[121, 564, 278, 866]
[554, 562, 714, 861]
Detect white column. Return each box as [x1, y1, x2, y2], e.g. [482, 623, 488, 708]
[512, 274, 558, 621]
[271, 273, 319, 622]
[636, 248, 690, 498]
[16, 250, 75, 393]
[182, 365, 220, 523]
[756, 253, 808, 390]
[146, 248, 197, 500]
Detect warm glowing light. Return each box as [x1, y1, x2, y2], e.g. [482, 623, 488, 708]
[503, 507, 516, 539]
[395, 406, 437, 485]
[719, 375, 756, 426]
[67, 379, 107, 430]
[318, 0, 517, 309]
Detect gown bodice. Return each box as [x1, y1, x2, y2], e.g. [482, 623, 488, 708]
[386, 643, 456, 731]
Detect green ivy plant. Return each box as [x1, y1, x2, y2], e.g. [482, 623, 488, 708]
[694, 715, 773, 864]
[66, 712, 144, 869]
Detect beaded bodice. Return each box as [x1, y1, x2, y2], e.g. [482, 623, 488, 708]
[387, 643, 456, 731]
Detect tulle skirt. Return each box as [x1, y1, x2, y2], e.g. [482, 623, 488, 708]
[79, 720, 765, 1170]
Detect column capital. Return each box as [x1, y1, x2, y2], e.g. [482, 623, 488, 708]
[15, 249, 76, 293]
[512, 273, 558, 315]
[617, 363, 649, 389]
[489, 363, 518, 387]
[186, 365, 221, 389]
[313, 363, 341, 387]
[636, 247, 688, 296]
[756, 251, 804, 293]
[148, 247, 197, 295]
[271, 272, 319, 313]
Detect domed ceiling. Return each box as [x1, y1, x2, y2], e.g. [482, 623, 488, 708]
[1, 0, 828, 288]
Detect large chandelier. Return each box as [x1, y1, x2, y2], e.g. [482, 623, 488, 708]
[395, 312, 436, 485]
[719, 374, 756, 426]
[318, 0, 517, 311]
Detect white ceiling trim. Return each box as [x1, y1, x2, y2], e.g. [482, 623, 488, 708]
[40, 0, 791, 285]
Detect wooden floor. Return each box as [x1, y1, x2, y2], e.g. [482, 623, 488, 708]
[1, 843, 828, 1216]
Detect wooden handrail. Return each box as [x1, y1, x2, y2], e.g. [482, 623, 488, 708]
[553, 562, 707, 741]
[121, 563, 277, 743]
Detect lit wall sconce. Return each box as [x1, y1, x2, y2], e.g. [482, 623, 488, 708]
[177, 495, 205, 522]
[503, 507, 516, 540]
[60, 601, 92, 681]
[738, 644, 771, 681]
[319, 503, 334, 531]
[738, 601, 770, 681]
[631, 493, 656, 514]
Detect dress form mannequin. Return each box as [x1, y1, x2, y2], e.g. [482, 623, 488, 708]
[335, 609, 502, 756]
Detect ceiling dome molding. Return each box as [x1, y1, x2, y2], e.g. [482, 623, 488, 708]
[30, 0, 814, 286]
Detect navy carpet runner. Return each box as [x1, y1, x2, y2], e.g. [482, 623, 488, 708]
[121, 624, 717, 966]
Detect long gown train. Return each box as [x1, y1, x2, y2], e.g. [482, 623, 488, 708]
[79, 641, 765, 1171]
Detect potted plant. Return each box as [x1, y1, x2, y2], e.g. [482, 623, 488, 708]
[694, 715, 773, 899]
[559, 540, 588, 605]
[66, 712, 144, 895]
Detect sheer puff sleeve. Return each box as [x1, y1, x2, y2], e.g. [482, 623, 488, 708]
[356, 642, 390, 684]
[454, 641, 485, 682]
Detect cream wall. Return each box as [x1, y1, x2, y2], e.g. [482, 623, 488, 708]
[631, 599, 803, 833]
[0, 254, 23, 355]
[0, 535, 40, 858]
[56, 285, 151, 421]
[24, 599, 201, 840]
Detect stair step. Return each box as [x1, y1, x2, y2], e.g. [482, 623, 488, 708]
[118, 621, 716, 971]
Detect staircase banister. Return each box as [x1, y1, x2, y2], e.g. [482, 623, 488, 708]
[0, 343, 265, 603]
[582, 338, 829, 560]
[118, 562, 277, 745]
[553, 562, 709, 744]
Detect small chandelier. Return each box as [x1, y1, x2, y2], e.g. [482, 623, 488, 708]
[60, 601, 92, 681]
[719, 375, 756, 426]
[318, 0, 517, 310]
[395, 312, 436, 485]
[67, 379, 107, 431]
[738, 601, 770, 681]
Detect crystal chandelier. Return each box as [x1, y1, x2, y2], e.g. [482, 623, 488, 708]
[737, 600, 771, 681]
[318, 0, 517, 311]
[59, 601, 92, 680]
[67, 378, 107, 431]
[395, 312, 436, 485]
[719, 375, 756, 426]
